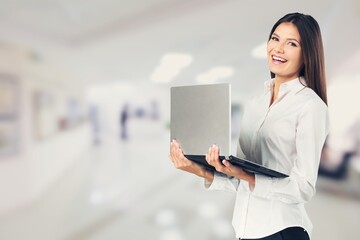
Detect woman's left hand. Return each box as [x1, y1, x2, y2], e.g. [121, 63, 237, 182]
[205, 145, 255, 190]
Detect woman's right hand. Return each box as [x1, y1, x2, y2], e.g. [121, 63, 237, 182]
[169, 139, 213, 181]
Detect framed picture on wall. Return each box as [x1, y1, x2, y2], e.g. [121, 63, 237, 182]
[0, 117, 18, 158]
[0, 75, 19, 159]
[0, 75, 18, 119]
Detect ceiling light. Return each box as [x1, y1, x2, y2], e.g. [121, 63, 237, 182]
[151, 53, 193, 83]
[196, 66, 234, 84]
[251, 41, 267, 59]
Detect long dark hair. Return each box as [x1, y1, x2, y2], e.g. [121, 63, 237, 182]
[268, 13, 327, 105]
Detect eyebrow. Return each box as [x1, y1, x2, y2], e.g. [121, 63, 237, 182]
[272, 33, 301, 44]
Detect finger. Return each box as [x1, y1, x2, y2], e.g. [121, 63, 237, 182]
[170, 140, 182, 163]
[205, 147, 210, 163]
[206, 145, 213, 164]
[209, 145, 217, 164]
[211, 145, 222, 168]
[170, 140, 177, 160]
[175, 144, 187, 165]
[214, 145, 220, 159]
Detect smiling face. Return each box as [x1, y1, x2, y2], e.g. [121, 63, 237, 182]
[267, 22, 304, 82]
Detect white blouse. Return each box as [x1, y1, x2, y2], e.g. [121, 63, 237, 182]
[207, 77, 329, 239]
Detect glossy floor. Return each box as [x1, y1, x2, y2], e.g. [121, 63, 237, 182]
[0, 128, 359, 240]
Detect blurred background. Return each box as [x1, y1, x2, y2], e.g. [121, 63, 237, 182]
[0, 0, 360, 239]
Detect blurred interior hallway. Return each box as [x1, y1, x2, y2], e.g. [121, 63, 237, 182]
[1, 1, 360, 239]
[0, 122, 359, 240]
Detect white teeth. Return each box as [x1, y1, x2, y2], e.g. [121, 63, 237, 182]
[273, 56, 286, 62]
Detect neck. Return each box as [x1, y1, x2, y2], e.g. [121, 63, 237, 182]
[270, 76, 299, 105]
[274, 74, 300, 84]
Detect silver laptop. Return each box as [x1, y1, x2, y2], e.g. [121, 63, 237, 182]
[170, 83, 288, 178]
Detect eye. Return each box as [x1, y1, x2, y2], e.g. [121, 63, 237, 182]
[288, 42, 298, 47]
[270, 36, 279, 41]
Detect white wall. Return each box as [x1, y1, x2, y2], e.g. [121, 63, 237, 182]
[0, 45, 91, 216]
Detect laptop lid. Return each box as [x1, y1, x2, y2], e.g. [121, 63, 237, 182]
[170, 83, 231, 156]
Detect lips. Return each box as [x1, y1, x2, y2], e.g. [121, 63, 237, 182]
[272, 55, 287, 63]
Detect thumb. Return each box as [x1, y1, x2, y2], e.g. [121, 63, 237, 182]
[214, 144, 220, 155]
[222, 159, 230, 167]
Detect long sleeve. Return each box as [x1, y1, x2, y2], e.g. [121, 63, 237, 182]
[252, 98, 329, 204]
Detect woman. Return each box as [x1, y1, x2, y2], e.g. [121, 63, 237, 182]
[170, 12, 329, 240]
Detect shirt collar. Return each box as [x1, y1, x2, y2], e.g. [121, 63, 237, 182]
[264, 77, 307, 94]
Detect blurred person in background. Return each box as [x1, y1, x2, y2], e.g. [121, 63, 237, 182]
[319, 117, 360, 180]
[120, 103, 129, 141]
[89, 105, 101, 145]
[170, 12, 329, 240]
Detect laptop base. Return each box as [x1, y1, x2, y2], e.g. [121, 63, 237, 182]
[185, 155, 288, 178]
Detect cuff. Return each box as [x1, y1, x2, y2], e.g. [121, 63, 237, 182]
[205, 172, 229, 191]
[252, 174, 273, 197]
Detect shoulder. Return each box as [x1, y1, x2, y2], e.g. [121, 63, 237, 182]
[297, 87, 327, 111]
[296, 88, 329, 131]
[296, 88, 330, 135]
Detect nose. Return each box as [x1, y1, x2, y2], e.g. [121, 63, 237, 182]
[274, 42, 285, 54]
